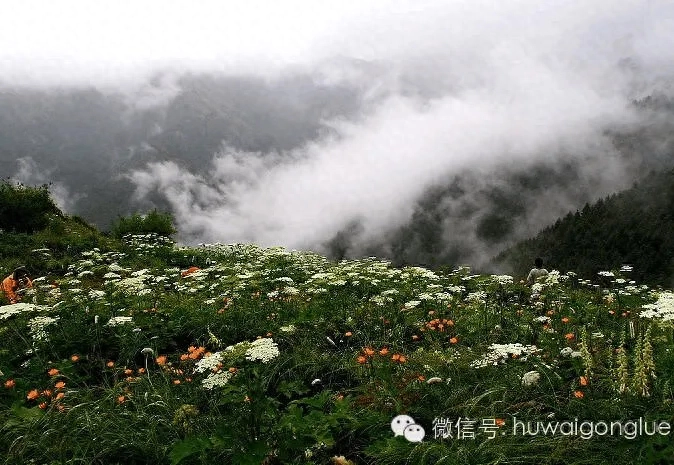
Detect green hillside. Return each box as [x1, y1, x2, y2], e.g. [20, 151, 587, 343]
[2, 183, 674, 464]
[495, 168, 674, 286]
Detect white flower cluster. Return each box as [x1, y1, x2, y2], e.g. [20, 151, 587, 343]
[202, 371, 233, 389]
[545, 270, 560, 285]
[282, 286, 300, 296]
[470, 343, 540, 368]
[245, 338, 280, 363]
[491, 275, 514, 285]
[402, 266, 440, 281]
[521, 370, 541, 387]
[403, 300, 421, 310]
[467, 291, 487, 304]
[28, 315, 59, 341]
[113, 276, 148, 295]
[195, 352, 224, 373]
[639, 292, 674, 321]
[108, 263, 127, 273]
[279, 324, 296, 334]
[370, 295, 393, 306]
[0, 303, 46, 320]
[598, 271, 615, 277]
[560, 347, 582, 358]
[88, 290, 106, 300]
[106, 316, 133, 327]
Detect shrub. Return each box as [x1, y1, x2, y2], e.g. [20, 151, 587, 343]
[0, 181, 61, 233]
[110, 210, 177, 239]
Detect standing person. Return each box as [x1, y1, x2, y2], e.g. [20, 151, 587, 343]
[1, 267, 33, 304]
[526, 258, 549, 285]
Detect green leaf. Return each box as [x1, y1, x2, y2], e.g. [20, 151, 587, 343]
[231, 440, 270, 465]
[169, 436, 212, 465]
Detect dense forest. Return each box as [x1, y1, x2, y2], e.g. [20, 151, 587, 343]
[495, 168, 674, 286]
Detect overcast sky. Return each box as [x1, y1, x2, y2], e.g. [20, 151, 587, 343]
[4, 0, 674, 261]
[2, 0, 673, 88]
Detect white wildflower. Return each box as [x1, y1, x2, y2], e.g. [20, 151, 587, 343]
[282, 286, 300, 296]
[0, 303, 45, 320]
[403, 300, 421, 310]
[202, 371, 233, 389]
[28, 315, 59, 341]
[245, 338, 280, 363]
[522, 371, 541, 387]
[88, 290, 106, 300]
[279, 325, 296, 334]
[467, 291, 487, 304]
[640, 292, 674, 321]
[491, 275, 513, 285]
[195, 352, 224, 373]
[106, 316, 133, 326]
[471, 343, 540, 368]
[545, 270, 560, 285]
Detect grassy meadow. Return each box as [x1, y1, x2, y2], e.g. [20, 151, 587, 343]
[1, 230, 674, 464]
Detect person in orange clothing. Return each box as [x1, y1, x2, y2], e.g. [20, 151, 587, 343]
[1, 267, 33, 304]
[181, 266, 200, 277]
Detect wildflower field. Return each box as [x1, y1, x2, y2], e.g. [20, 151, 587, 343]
[2, 231, 674, 464]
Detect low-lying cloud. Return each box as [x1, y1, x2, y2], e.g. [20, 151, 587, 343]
[3, 0, 674, 266]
